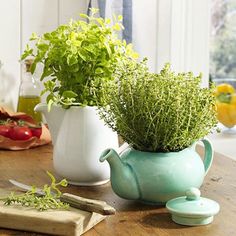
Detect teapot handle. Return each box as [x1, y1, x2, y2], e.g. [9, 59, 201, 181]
[200, 138, 213, 176]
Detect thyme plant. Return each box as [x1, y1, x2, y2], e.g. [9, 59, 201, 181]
[21, 8, 138, 109]
[99, 60, 218, 152]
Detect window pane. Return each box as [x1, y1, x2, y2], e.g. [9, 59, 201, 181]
[210, 0, 236, 82]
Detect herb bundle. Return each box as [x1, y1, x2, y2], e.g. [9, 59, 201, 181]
[99, 60, 218, 152]
[1, 172, 69, 211]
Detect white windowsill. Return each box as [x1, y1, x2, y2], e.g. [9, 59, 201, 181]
[206, 124, 236, 160]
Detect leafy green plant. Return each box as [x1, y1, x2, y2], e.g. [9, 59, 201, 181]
[1, 171, 69, 211]
[99, 60, 218, 152]
[21, 8, 138, 109]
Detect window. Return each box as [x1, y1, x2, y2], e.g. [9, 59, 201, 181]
[210, 0, 236, 87]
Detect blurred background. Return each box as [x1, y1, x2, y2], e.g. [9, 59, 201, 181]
[211, 0, 236, 82]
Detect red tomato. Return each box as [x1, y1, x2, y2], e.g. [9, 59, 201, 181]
[0, 125, 11, 138]
[9, 126, 32, 140]
[30, 127, 42, 138]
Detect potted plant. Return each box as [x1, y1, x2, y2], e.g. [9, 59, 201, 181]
[21, 9, 139, 186]
[99, 59, 218, 203]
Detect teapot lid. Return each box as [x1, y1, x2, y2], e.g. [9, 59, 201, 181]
[166, 187, 220, 226]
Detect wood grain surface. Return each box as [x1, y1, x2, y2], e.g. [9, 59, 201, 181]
[0, 144, 235, 236]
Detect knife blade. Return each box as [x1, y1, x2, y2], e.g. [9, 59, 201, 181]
[9, 179, 45, 196]
[9, 179, 116, 215]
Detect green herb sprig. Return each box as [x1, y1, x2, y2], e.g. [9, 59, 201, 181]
[1, 172, 69, 211]
[99, 60, 218, 152]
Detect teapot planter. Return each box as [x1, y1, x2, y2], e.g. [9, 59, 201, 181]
[35, 103, 118, 186]
[100, 139, 213, 204]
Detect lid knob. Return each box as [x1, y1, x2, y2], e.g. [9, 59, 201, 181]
[186, 187, 201, 201]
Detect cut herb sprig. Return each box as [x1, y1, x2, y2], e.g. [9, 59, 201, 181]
[1, 171, 69, 211]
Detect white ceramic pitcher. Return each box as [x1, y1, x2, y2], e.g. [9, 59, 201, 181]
[35, 104, 119, 186]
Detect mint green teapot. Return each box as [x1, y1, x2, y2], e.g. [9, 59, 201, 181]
[100, 139, 213, 204]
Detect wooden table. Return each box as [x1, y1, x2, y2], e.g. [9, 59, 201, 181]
[0, 144, 235, 236]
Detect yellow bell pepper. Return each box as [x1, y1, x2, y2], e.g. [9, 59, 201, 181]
[231, 94, 236, 105]
[215, 83, 235, 97]
[215, 83, 236, 128]
[216, 102, 236, 128]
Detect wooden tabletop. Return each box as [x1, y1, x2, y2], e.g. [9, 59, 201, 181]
[0, 144, 235, 236]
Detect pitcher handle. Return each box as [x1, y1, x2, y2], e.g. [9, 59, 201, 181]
[200, 138, 213, 176]
[117, 142, 130, 155]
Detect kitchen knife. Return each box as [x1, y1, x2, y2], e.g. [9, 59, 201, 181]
[9, 179, 116, 215]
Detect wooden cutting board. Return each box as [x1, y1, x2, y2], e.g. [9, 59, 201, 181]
[0, 189, 106, 235]
[0, 201, 106, 235]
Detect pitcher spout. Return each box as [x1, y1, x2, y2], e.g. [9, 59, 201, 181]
[34, 103, 65, 144]
[34, 103, 48, 114]
[100, 148, 140, 200]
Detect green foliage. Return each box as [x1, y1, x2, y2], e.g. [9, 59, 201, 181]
[210, 0, 236, 78]
[21, 8, 139, 108]
[99, 60, 218, 152]
[1, 172, 69, 211]
[211, 31, 236, 77]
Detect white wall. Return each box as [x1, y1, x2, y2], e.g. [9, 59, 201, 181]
[132, 0, 210, 87]
[132, 0, 158, 72]
[0, 0, 21, 110]
[0, 0, 88, 111]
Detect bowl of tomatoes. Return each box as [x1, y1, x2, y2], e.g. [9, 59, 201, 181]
[0, 119, 42, 141]
[213, 78, 236, 134]
[0, 106, 51, 150]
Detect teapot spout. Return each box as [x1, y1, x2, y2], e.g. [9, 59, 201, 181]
[100, 148, 120, 163]
[100, 148, 140, 200]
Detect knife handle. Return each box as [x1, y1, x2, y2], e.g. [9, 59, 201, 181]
[60, 193, 116, 215]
